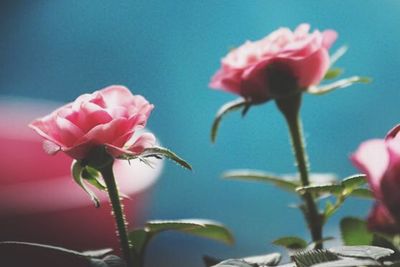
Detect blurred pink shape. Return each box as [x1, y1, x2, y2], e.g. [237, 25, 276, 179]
[0, 98, 162, 253]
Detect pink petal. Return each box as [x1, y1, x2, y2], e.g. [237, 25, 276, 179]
[209, 66, 243, 95]
[351, 139, 389, 199]
[280, 35, 319, 58]
[294, 23, 311, 36]
[128, 133, 156, 154]
[367, 203, 400, 234]
[322, 30, 338, 49]
[105, 132, 156, 158]
[78, 115, 143, 147]
[386, 124, 400, 140]
[43, 140, 61, 155]
[100, 85, 136, 108]
[54, 116, 84, 147]
[29, 117, 63, 148]
[66, 101, 113, 132]
[282, 48, 330, 88]
[105, 144, 131, 158]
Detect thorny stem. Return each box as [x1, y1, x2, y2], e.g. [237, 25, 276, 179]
[100, 162, 134, 266]
[276, 94, 323, 249]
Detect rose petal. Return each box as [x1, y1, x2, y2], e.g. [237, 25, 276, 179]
[66, 102, 113, 132]
[128, 132, 156, 154]
[209, 66, 243, 95]
[54, 116, 85, 147]
[322, 30, 338, 49]
[283, 48, 330, 88]
[351, 139, 389, 199]
[386, 124, 400, 140]
[368, 203, 400, 234]
[42, 140, 61, 155]
[294, 23, 311, 37]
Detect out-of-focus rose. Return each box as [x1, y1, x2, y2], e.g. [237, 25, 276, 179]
[351, 125, 400, 234]
[30, 85, 155, 160]
[210, 23, 337, 103]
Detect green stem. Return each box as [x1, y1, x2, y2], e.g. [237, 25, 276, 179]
[100, 163, 134, 266]
[276, 94, 323, 249]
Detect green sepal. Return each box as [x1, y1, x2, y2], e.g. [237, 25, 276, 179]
[120, 146, 192, 171]
[211, 98, 249, 143]
[273, 236, 308, 250]
[141, 146, 192, 170]
[308, 76, 371, 95]
[82, 165, 106, 191]
[71, 160, 100, 208]
[340, 217, 373, 246]
[223, 170, 299, 192]
[323, 68, 343, 80]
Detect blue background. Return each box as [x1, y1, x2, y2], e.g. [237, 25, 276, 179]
[1, 1, 400, 266]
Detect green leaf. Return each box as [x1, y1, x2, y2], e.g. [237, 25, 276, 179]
[243, 253, 281, 266]
[340, 217, 373, 246]
[144, 219, 234, 245]
[129, 219, 234, 263]
[348, 188, 373, 199]
[311, 258, 379, 267]
[205, 253, 282, 267]
[330, 45, 348, 66]
[273, 236, 308, 250]
[308, 76, 371, 95]
[297, 174, 368, 198]
[82, 248, 113, 258]
[323, 68, 343, 80]
[293, 249, 339, 267]
[0, 241, 125, 267]
[93, 255, 126, 267]
[0, 241, 86, 258]
[211, 98, 248, 143]
[223, 170, 299, 192]
[329, 245, 394, 260]
[342, 174, 367, 192]
[140, 146, 192, 170]
[372, 234, 400, 256]
[211, 259, 253, 267]
[71, 160, 100, 208]
[296, 184, 343, 196]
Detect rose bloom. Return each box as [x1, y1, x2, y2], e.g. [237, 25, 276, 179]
[210, 23, 337, 103]
[30, 85, 155, 160]
[352, 125, 400, 234]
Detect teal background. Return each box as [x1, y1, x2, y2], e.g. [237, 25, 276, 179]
[1, 1, 400, 266]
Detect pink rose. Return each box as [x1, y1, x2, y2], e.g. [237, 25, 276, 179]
[30, 85, 155, 160]
[210, 23, 337, 103]
[351, 125, 400, 233]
